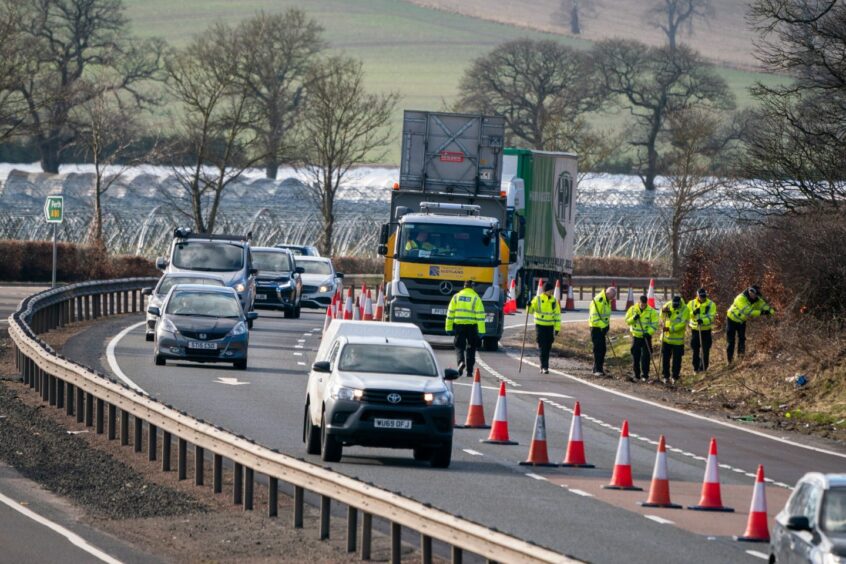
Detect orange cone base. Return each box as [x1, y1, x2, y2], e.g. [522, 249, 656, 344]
[639, 501, 682, 509]
[560, 462, 596, 468]
[518, 461, 558, 467]
[454, 424, 491, 429]
[603, 484, 643, 491]
[688, 504, 734, 512]
[734, 535, 769, 543]
[480, 438, 519, 445]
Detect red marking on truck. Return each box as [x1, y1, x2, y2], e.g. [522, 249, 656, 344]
[439, 151, 464, 163]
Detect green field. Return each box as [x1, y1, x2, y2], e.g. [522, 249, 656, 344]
[125, 0, 783, 164]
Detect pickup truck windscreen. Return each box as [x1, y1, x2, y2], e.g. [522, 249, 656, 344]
[338, 344, 438, 376]
[399, 223, 497, 266]
[172, 242, 244, 272]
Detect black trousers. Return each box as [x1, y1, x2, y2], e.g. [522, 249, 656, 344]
[725, 319, 746, 363]
[536, 325, 555, 370]
[631, 336, 653, 379]
[453, 324, 479, 375]
[691, 329, 713, 371]
[591, 327, 608, 373]
[661, 343, 684, 379]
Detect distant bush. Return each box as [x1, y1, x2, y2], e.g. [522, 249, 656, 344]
[574, 256, 663, 277]
[0, 240, 157, 282]
[331, 256, 383, 275]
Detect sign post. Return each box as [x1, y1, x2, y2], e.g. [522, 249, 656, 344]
[44, 196, 63, 288]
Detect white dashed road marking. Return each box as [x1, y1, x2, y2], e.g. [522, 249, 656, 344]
[462, 449, 484, 456]
[746, 550, 769, 560]
[564, 487, 593, 497]
[476, 357, 520, 387]
[644, 515, 675, 525]
[525, 473, 548, 481]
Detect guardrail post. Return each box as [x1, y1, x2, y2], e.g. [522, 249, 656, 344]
[134, 416, 143, 452]
[41, 371, 48, 401]
[132, 290, 137, 313]
[233, 463, 243, 504]
[93, 295, 100, 319]
[293, 486, 304, 528]
[451, 546, 463, 564]
[391, 523, 401, 564]
[320, 495, 330, 539]
[123, 290, 129, 314]
[109, 292, 115, 316]
[48, 374, 56, 406]
[244, 467, 253, 511]
[213, 454, 222, 493]
[148, 424, 157, 461]
[268, 477, 278, 517]
[76, 388, 84, 423]
[56, 377, 64, 409]
[421, 534, 432, 564]
[120, 409, 129, 445]
[75, 297, 82, 322]
[65, 382, 73, 416]
[85, 393, 94, 427]
[84, 295, 90, 320]
[178, 438, 187, 480]
[162, 432, 171, 471]
[194, 446, 204, 486]
[96, 398, 104, 434]
[108, 404, 116, 440]
[347, 506, 357, 552]
[361, 512, 372, 560]
[57, 302, 63, 328]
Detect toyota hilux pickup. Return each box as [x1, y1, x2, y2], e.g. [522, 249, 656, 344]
[303, 320, 459, 467]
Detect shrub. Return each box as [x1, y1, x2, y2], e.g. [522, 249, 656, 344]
[574, 256, 663, 277]
[0, 240, 156, 282]
[331, 256, 384, 275]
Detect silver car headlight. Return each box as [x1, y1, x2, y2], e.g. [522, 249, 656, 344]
[424, 390, 452, 406]
[228, 321, 247, 337]
[330, 385, 363, 401]
[161, 318, 179, 334]
[234, 283, 246, 293]
[319, 282, 334, 293]
[393, 307, 411, 319]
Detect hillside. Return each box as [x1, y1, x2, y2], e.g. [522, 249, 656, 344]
[409, 0, 760, 70]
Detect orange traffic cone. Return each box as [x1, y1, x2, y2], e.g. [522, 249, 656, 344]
[481, 382, 518, 445]
[343, 293, 353, 320]
[535, 278, 544, 297]
[735, 465, 770, 542]
[503, 280, 517, 315]
[639, 435, 682, 508]
[603, 420, 643, 491]
[688, 438, 734, 512]
[352, 297, 362, 320]
[624, 287, 634, 310]
[561, 401, 594, 467]
[553, 280, 562, 306]
[322, 307, 333, 333]
[565, 284, 575, 311]
[456, 368, 489, 429]
[519, 401, 557, 467]
[610, 280, 618, 311]
[647, 279, 656, 308]
[374, 286, 385, 321]
[363, 292, 373, 320]
[359, 283, 367, 317]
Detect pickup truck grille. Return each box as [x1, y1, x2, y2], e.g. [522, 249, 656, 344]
[361, 389, 426, 406]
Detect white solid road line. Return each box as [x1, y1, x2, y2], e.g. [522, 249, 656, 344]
[0, 492, 122, 564]
[105, 321, 147, 394]
[644, 515, 675, 525]
[507, 352, 846, 462]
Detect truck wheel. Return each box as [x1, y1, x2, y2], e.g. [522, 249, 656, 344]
[430, 440, 452, 468]
[304, 403, 321, 455]
[482, 337, 499, 352]
[413, 447, 433, 461]
[320, 412, 342, 462]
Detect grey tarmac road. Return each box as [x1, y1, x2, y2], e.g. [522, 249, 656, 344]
[62, 308, 846, 564]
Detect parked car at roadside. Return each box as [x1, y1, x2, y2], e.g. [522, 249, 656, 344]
[296, 256, 343, 309]
[275, 243, 320, 257]
[303, 320, 458, 467]
[142, 273, 225, 341]
[770, 472, 846, 563]
[148, 284, 257, 370]
[251, 247, 304, 318]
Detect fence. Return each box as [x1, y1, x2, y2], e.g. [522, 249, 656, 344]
[7, 279, 573, 564]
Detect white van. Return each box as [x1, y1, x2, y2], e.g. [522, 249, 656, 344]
[303, 320, 459, 467]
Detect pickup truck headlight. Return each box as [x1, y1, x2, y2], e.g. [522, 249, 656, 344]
[424, 390, 452, 406]
[485, 313, 496, 323]
[228, 321, 247, 337]
[234, 283, 247, 293]
[330, 385, 363, 401]
[393, 307, 411, 319]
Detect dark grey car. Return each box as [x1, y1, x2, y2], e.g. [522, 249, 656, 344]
[148, 285, 257, 370]
[251, 247, 304, 318]
[771, 472, 846, 563]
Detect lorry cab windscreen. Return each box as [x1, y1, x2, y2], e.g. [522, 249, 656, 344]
[338, 344, 438, 376]
[173, 242, 244, 272]
[399, 223, 497, 266]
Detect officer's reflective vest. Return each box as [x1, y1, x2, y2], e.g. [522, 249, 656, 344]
[528, 294, 561, 331]
[589, 291, 612, 329]
[687, 298, 717, 331]
[625, 304, 658, 338]
[727, 293, 773, 324]
[445, 288, 486, 333]
[661, 304, 690, 345]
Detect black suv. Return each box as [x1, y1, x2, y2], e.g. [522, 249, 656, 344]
[251, 247, 304, 318]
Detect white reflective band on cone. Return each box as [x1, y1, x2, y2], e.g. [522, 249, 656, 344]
[704, 454, 720, 483]
[653, 451, 668, 480]
[615, 437, 631, 465]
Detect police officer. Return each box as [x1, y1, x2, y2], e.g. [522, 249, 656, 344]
[528, 281, 561, 374]
[726, 285, 774, 363]
[588, 286, 616, 376]
[660, 295, 690, 384]
[445, 280, 486, 376]
[688, 288, 717, 372]
[625, 295, 658, 382]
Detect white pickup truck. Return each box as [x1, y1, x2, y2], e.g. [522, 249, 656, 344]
[303, 320, 459, 467]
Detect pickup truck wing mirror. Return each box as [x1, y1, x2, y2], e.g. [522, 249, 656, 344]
[443, 368, 460, 381]
[147, 306, 161, 317]
[786, 515, 811, 531]
[312, 361, 331, 373]
[155, 257, 168, 271]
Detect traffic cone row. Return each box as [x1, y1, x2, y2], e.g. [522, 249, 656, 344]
[564, 284, 575, 311]
[503, 279, 518, 315]
[553, 280, 562, 306]
[374, 285, 385, 320]
[481, 382, 518, 445]
[455, 368, 489, 429]
[647, 278, 656, 308]
[624, 286, 634, 310]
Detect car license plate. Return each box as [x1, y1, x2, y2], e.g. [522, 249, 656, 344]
[255, 294, 267, 300]
[187, 341, 218, 350]
[431, 308, 447, 316]
[373, 418, 412, 430]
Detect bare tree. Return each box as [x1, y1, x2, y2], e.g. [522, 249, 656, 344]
[164, 26, 267, 234]
[12, 0, 164, 173]
[296, 56, 398, 255]
[593, 40, 734, 190]
[554, 0, 598, 34]
[457, 39, 604, 151]
[736, 0, 846, 213]
[645, 0, 714, 53]
[233, 9, 325, 179]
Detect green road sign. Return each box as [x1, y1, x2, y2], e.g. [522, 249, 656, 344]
[44, 195, 63, 223]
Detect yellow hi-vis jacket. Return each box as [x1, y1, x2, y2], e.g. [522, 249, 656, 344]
[687, 298, 717, 331]
[727, 292, 774, 324]
[528, 294, 561, 331]
[661, 304, 690, 345]
[589, 290, 612, 329]
[445, 288, 486, 333]
[625, 303, 658, 338]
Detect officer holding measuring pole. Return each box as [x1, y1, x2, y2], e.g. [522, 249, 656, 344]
[625, 294, 658, 382]
[687, 288, 716, 372]
[528, 281, 561, 374]
[588, 286, 616, 376]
